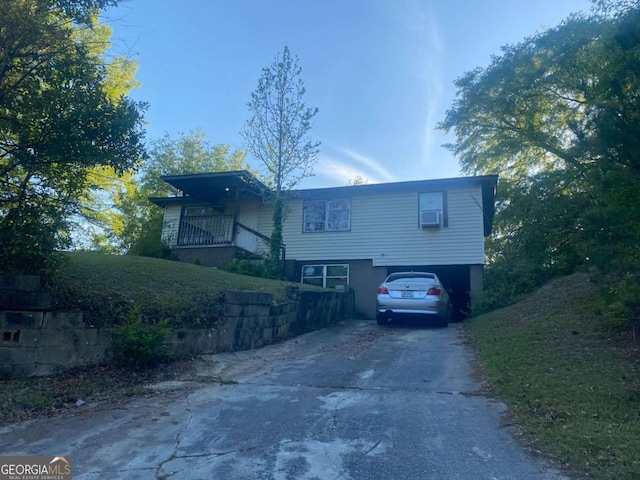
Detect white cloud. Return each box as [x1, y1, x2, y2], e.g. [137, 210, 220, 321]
[336, 147, 396, 183]
[309, 147, 397, 188]
[313, 156, 362, 186]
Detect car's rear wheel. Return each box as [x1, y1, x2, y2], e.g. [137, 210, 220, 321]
[437, 314, 449, 328]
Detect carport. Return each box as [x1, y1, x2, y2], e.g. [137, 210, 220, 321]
[386, 264, 481, 322]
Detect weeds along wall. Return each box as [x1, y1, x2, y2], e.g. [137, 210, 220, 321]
[0, 274, 353, 378]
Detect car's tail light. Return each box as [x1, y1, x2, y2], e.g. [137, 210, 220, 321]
[378, 287, 389, 294]
[427, 287, 442, 296]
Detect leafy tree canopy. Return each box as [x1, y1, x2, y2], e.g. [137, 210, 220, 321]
[440, 3, 639, 181]
[143, 129, 249, 197]
[439, 0, 640, 315]
[88, 129, 250, 256]
[0, 0, 147, 275]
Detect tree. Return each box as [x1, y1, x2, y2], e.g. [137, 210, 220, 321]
[438, 0, 640, 310]
[90, 130, 249, 255]
[242, 46, 320, 275]
[0, 0, 146, 275]
[440, 8, 639, 180]
[347, 176, 369, 186]
[77, 17, 143, 248]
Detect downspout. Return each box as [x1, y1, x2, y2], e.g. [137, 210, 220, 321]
[281, 244, 286, 278]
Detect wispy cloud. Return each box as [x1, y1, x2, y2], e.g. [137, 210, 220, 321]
[312, 146, 396, 187]
[337, 147, 396, 182]
[314, 156, 365, 185]
[392, 0, 447, 164]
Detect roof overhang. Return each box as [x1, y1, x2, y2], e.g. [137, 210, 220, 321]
[148, 196, 191, 208]
[160, 170, 270, 203]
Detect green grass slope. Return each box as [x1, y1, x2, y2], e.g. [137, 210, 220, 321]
[51, 252, 302, 328]
[467, 273, 640, 480]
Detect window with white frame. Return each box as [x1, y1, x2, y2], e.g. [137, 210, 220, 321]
[301, 264, 349, 290]
[303, 199, 350, 232]
[419, 192, 447, 228]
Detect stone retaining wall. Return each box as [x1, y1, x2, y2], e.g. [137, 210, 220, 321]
[0, 274, 353, 378]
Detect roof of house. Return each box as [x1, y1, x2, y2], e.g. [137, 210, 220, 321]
[149, 170, 498, 235]
[148, 170, 270, 207]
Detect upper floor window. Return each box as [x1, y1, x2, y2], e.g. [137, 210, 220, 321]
[303, 199, 350, 232]
[419, 192, 447, 228]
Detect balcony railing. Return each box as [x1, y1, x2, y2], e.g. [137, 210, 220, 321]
[177, 214, 235, 247]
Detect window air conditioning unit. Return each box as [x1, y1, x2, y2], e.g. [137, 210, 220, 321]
[420, 210, 442, 228]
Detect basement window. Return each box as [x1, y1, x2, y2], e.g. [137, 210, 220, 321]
[301, 264, 349, 289]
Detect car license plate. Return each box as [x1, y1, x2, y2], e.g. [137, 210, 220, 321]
[401, 291, 413, 298]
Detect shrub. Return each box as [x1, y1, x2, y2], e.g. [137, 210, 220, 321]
[159, 243, 179, 261]
[0, 205, 69, 279]
[469, 260, 550, 316]
[110, 308, 172, 370]
[595, 273, 640, 339]
[226, 258, 270, 278]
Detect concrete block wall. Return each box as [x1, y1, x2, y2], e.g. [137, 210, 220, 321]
[0, 273, 352, 378]
[0, 311, 111, 377]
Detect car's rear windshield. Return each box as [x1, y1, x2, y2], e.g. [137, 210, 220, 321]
[385, 273, 436, 283]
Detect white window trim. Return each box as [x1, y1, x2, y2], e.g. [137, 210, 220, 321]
[301, 264, 350, 289]
[419, 192, 447, 228]
[303, 199, 351, 232]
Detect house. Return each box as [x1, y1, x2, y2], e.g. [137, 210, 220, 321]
[150, 170, 498, 320]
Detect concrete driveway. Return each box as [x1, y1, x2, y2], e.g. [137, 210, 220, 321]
[0, 320, 568, 479]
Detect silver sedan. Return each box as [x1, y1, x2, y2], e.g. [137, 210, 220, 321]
[376, 272, 451, 327]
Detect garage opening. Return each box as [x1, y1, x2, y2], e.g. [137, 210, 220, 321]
[386, 265, 472, 322]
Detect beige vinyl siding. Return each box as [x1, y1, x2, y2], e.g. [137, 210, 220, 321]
[256, 206, 274, 255]
[234, 201, 261, 253]
[161, 204, 181, 247]
[268, 185, 486, 266]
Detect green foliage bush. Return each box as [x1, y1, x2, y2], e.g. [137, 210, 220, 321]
[471, 248, 562, 316]
[0, 205, 69, 279]
[592, 273, 640, 335]
[109, 308, 172, 370]
[158, 243, 179, 261]
[226, 257, 281, 280]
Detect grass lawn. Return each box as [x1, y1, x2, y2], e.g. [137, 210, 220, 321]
[50, 252, 306, 328]
[466, 273, 640, 480]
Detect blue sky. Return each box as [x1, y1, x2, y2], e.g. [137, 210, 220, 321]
[104, 0, 593, 188]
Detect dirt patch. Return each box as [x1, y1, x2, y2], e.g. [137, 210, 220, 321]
[0, 358, 204, 427]
[457, 326, 492, 396]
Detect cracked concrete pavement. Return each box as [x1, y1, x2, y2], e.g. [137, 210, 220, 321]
[0, 320, 569, 479]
